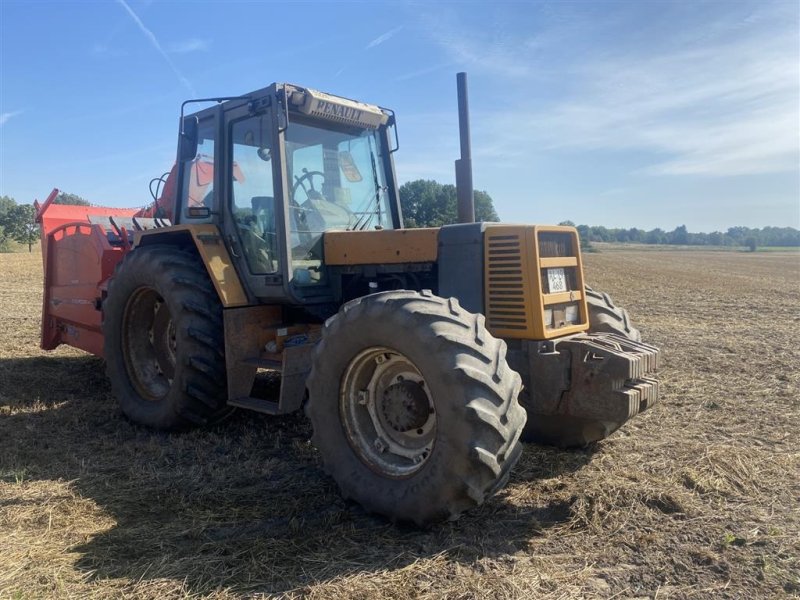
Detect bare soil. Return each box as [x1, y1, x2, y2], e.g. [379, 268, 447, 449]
[1, 249, 798, 599]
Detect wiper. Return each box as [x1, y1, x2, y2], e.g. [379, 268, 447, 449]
[358, 140, 383, 231]
[349, 211, 368, 231]
[358, 187, 388, 231]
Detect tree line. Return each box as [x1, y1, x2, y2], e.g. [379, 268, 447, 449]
[558, 222, 800, 250]
[398, 181, 798, 249]
[0, 193, 89, 252]
[1, 181, 797, 252]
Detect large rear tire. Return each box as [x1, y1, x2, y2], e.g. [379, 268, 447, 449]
[584, 286, 641, 342]
[103, 245, 229, 430]
[306, 290, 526, 526]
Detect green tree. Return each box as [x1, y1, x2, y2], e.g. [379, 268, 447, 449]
[644, 228, 665, 244]
[708, 231, 725, 246]
[590, 225, 611, 242]
[726, 226, 749, 245]
[399, 180, 499, 228]
[54, 192, 90, 206]
[0, 195, 15, 214]
[668, 225, 689, 245]
[0, 195, 17, 252]
[3, 204, 38, 252]
[474, 189, 499, 223]
[558, 221, 595, 250]
[627, 228, 644, 243]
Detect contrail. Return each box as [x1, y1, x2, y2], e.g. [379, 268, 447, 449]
[116, 0, 197, 96]
[365, 26, 402, 50]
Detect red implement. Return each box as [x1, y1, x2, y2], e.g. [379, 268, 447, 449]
[35, 189, 139, 357]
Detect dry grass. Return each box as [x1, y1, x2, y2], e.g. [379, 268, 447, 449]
[1, 249, 798, 599]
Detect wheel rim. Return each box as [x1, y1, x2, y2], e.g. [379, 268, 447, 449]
[121, 286, 176, 402]
[340, 346, 436, 478]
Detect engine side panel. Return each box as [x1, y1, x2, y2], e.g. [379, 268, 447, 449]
[323, 228, 439, 265]
[437, 223, 486, 314]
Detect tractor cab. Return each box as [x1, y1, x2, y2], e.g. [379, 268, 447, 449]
[163, 83, 402, 307]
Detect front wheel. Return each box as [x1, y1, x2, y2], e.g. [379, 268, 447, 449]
[306, 290, 526, 526]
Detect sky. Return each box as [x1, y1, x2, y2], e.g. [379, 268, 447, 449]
[0, 0, 798, 232]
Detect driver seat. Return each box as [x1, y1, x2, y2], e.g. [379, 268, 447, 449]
[239, 196, 278, 273]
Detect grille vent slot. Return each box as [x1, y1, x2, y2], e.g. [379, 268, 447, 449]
[486, 235, 529, 331]
[538, 232, 572, 257]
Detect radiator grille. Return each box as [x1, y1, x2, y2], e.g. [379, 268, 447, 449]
[538, 232, 572, 257]
[485, 234, 529, 331]
[483, 225, 588, 340]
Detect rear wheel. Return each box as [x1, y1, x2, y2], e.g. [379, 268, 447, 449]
[103, 245, 229, 429]
[584, 286, 641, 342]
[306, 290, 526, 526]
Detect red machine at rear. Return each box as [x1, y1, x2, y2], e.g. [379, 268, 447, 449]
[36, 188, 141, 357]
[34, 159, 215, 356]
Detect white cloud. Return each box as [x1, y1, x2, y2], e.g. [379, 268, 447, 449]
[417, 5, 573, 80]
[435, 33, 532, 79]
[167, 38, 210, 54]
[427, 4, 799, 178]
[522, 35, 799, 177]
[366, 26, 402, 50]
[0, 110, 24, 127]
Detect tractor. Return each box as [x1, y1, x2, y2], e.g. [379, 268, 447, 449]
[36, 75, 659, 525]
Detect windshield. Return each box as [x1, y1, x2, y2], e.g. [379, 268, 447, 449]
[285, 120, 394, 284]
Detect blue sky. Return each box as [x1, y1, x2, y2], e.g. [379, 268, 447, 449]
[1, 0, 798, 231]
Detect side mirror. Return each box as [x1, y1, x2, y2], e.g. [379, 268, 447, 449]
[179, 116, 199, 162]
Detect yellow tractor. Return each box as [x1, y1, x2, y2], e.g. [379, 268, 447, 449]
[37, 74, 659, 525]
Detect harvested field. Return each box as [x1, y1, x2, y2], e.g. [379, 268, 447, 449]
[1, 249, 798, 599]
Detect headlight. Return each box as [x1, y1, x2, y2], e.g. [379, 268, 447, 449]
[565, 303, 579, 323]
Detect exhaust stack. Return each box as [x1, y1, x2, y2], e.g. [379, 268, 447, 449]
[455, 72, 475, 224]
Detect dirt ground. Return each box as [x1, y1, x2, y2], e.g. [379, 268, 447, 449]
[1, 248, 798, 599]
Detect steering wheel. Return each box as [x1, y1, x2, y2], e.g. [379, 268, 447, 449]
[288, 169, 323, 255]
[290, 168, 356, 257]
[292, 169, 326, 204]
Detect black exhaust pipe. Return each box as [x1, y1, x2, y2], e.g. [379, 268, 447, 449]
[455, 72, 475, 224]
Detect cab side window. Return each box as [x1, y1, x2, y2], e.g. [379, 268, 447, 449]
[231, 115, 278, 274]
[181, 118, 215, 220]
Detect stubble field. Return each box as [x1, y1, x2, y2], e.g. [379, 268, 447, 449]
[1, 248, 798, 599]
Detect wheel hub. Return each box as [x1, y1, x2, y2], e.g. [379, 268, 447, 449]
[122, 287, 175, 402]
[380, 380, 430, 432]
[340, 347, 436, 478]
[150, 300, 176, 380]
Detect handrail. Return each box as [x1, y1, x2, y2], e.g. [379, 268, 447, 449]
[45, 221, 96, 241]
[34, 188, 60, 223]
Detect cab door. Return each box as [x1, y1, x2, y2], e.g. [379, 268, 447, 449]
[220, 102, 290, 302]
